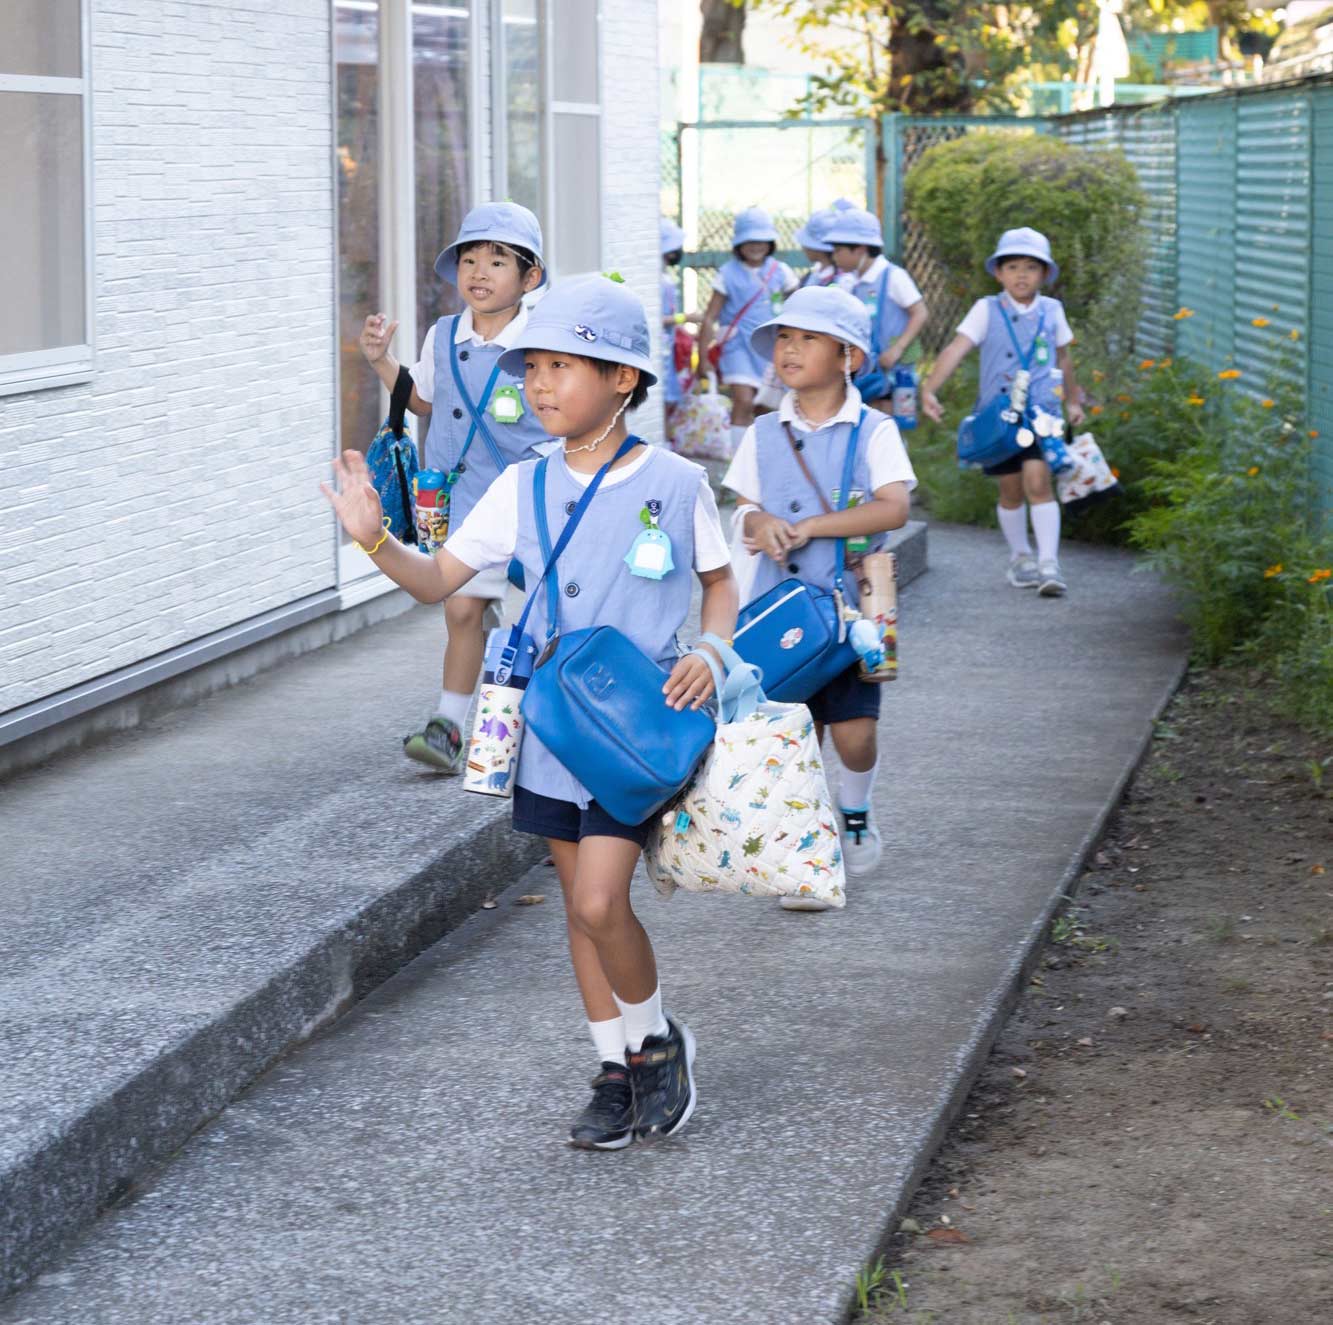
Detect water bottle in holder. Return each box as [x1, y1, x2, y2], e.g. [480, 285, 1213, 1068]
[412, 469, 450, 553]
[891, 366, 918, 431]
[464, 627, 537, 799]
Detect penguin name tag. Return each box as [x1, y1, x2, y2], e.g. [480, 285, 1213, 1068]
[625, 527, 674, 580]
[489, 385, 524, 423]
[1034, 335, 1050, 366]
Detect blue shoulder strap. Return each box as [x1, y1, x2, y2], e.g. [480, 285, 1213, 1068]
[514, 436, 641, 644]
[870, 265, 890, 351]
[832, 407, 868, 596]
[995, 295, 1047, 373]
[447, 317, 509, 473]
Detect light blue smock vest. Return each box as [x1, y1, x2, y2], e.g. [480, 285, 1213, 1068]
[717, 257, 784, 382]
[424, 314, 550, 529]
[975, 294, 1066, 415]
[746, 406, 890, 606]
[513, 444, 703, 808]
[848, 263, 911, 360]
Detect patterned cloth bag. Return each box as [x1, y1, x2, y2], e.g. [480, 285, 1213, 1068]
[644, 636, 847, 909]
[1057, 431, 1121, 513]
[667, 373, 733, 461]
[365, 367, 420, 541]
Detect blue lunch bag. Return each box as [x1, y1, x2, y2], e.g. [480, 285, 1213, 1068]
[730, 409, 866, 703]
[956, 299, 1050, 471]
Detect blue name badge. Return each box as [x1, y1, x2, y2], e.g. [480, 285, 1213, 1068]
[625, 527, 675, 580]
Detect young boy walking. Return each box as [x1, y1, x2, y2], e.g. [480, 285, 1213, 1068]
[921, 227, 1085, 596]
[358, 202, 551, 770]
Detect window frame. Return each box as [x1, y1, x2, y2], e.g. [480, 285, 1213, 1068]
[0, 0, 96, 397]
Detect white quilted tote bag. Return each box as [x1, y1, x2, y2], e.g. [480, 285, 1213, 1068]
[644, 636, 847, 908]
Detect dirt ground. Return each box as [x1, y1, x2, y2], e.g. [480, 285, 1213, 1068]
[860, 668, 1333, 1325]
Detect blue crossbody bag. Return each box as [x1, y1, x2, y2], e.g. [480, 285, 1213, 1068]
[730, 409, 866, 703]
[498, 438, 720, 826]
[956, 297, 1046, 470]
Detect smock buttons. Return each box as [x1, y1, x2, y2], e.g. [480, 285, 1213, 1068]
[787, 561, 800, 574]
[793, 438, 805, 451]
[565, 582, 580, 598]
[452, 407, 464, 419]
[789, 500, 801, 513]
[564, 500, 577, 515]
[459, 349, 470, 361]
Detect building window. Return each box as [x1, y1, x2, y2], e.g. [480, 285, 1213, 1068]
[493, 0, 542, 213]
[546, 0, 601, 275]
[0, 0, 94, 397]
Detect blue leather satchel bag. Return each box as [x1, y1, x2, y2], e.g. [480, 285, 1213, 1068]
[514, 438, 716, 826]
[730, 410, 865, 703]
[956, 298, 1048, 470]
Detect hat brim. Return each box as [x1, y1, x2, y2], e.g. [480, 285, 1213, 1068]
[985, 250, 1059, 285]
[498, 333, 658, 387]
[734, 229, 779, 246]
[749, 309, 871, 361]
[793, 226, 832, 252]
[434, 240, 549, 287]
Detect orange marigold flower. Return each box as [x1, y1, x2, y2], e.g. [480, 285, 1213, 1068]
[1261, 399, 1275, 409]
[1139, 359, 1156, 370]
[1172, 308, 1194, 320]
[1264, 564, 1283, 578]
[1308, 568, 1332, 584]
[1186, 394, 1205, 406]
[1251, 316, 1270, 327]
[1310, 430, 1321, 439]
[1289, 329, 1300, 340]
[1092, 369, 1105, 382]
[1246, 466, 1260, 477]
[1218, 368, 1241, 380]
[1111, 467, 1121, 479]
[1090, 404, 1104, 415]
[1159, 357, 1173, 368]
[1116, 393, 1132, 403]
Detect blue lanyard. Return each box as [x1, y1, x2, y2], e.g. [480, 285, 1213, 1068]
[517, 436, 642, 643]
[832, 408, 867, 596]
[995, 295, 1047, 372]
[447, 316, 510, 476]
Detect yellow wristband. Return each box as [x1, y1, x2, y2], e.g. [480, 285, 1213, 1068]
[355, 516, 392, 556]
[673, 312, 687, 325]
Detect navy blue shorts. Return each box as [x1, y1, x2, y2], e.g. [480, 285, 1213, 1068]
[512, 786, 654, 847]
[806, 662, 882, 726]
[984, 450, 1051, 477]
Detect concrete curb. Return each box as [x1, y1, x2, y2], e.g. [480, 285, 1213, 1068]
[0, 806, 546, 1298]
[838, 654, 1191, 1321]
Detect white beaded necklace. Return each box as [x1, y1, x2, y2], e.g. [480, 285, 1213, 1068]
[563, 394, 631, 455]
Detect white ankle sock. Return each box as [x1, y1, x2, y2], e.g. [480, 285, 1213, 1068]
[614, 986, 669, 1052]
[434, 689, 472, 728]
[996, 504, 1032, 557]
[1030, 500, 1061, 564]
[588, 1016, 627, 1067]
[840, 759, 879, 813]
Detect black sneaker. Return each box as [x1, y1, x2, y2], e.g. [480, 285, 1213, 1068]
[628, 1016, 697, 1141]
[568, 1062, 635, 1151]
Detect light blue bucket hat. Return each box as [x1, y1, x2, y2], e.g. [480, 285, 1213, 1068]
[793, 208, 837, 253]
[732, 206, 779, 247]
[498, 274, 658, 387]
[748, 285, 872, 361]
[985, 226, 1059, 284]
[660, 218, 685, 254]
[823, 207, 885, 249]
[434, 200, 547, 286]
[831, 196, 858, 212]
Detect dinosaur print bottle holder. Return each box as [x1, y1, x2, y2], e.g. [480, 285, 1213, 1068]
[464, 626, 537, 799]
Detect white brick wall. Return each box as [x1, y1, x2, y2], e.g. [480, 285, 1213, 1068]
[600, 0, 664, 444]
[0, 0, 337, 714]
[0, 0, 666, 720]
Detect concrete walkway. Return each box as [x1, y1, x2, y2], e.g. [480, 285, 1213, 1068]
[0, 525, 1186, 1324]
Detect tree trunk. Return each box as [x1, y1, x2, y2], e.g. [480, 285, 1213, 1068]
[700, 0, 746, 64]
[888, 1, 970, 113]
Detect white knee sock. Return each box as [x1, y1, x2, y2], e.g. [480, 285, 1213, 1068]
[996, 504, 1032, 558]
[614, 986, 669, 1052]
[588, 1016, 627, 1067]
[1030, 500, 1062, 564]
[434, 689, 472, 727]
[840, 759, 879, 813]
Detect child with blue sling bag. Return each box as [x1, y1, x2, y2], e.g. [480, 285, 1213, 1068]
[724, 285, 915, 892]
[922, 227, 1087, 597]
[358, 202, 552, 773]
[324, 274, 739, 1151]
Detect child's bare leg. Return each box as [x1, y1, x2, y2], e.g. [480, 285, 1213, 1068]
[442, 595, 486, 692]
[1022, 457, 1054, 505]
[996, 471, 1025, 510]
[828, 717, 877, 775]
[729, 384, 757, 428]
[549, 838, 620, 1023]
[566, 836, 658, 1003]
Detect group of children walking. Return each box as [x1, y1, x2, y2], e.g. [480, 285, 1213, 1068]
[326, 196, 1083, 1151]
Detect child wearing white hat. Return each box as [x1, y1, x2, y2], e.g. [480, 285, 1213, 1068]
[922, 227, 1086, 597]
[724, 286, 915, 894]
[358, 201, 552, 771]
[794, 208, 838, 288]
[326, 274, 738, 1150]
[697, 207, 800, 449]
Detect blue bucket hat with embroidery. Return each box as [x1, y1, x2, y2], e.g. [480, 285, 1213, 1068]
[434, 200, 547, 287]
[794, 208, 837, 253]
[498, 274, 658, 387]
[831, 196, 858, 212]
[985, 226, 1059, 285]
[732, 206, 779, 247]
[660, 218, 685, 255]
[822, 207, 885, 249]
[749, 285, 872, 362]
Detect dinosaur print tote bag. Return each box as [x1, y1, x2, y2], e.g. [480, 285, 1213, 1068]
[644, 695, 847, 909]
